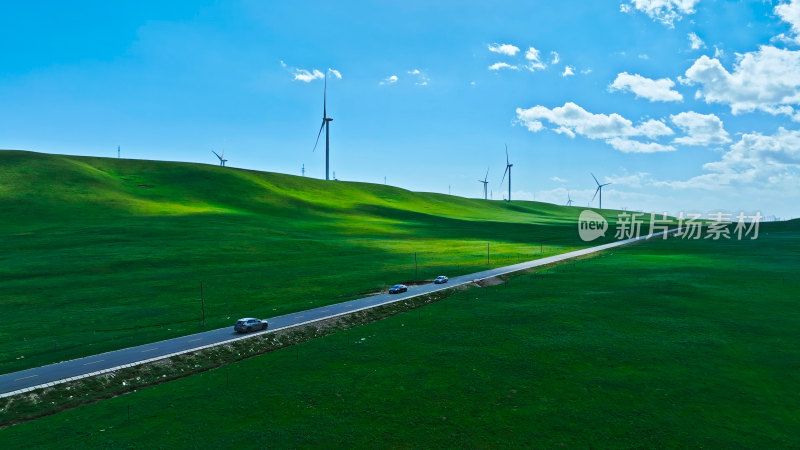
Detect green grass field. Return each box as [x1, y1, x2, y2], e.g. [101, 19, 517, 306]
[1, 220, 797, 447]
[0, 150, 625, 374]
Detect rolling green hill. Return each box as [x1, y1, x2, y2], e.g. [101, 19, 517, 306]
[0, 150, 616, 374]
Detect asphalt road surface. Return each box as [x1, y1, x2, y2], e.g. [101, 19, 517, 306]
[0, 230, 672, 397]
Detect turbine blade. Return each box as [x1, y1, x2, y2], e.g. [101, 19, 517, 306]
[500, 166, 509, 185]
[505, 144, 509, 165]
[485, 167, 490, 181]
[591, 186, 600, 202]
[312, 120, 325, 152]
[591, 172, 599, 186]
[323, 73, 327, 118]
[212, 150, 221, 160]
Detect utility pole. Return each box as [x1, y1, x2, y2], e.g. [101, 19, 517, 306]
[200, 282, 206, 327]
[117, 145, 120, 158]
[302, 164, 305, 177]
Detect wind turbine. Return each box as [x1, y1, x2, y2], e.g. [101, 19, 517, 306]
[500, 145, 513, 202]
[478, 168, 489, 200]
[566, 192, 574, 207]
[591, 173, 611, 209]
[212, 150, 227, 167]
[313, 73, 334, 180]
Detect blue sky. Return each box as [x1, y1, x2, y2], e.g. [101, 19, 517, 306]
[2, 0, 800, 218]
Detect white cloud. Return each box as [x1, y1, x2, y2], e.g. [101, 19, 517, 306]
[489, 62, 519, 71]
[293, 68, 325, 82]
[655, 128, 800, 191]
[707, 127, 800, 171]
[638, 54, 650, 60]
[488, 43, 520, 56]
[606, 172, 652, 187]
[714, 46, 724, 58]
[562, 66, 575, 77]
[515, 102, 674, 153]
[380, 75, 398, 85]
[525, 47, 547, 71]
[550, 51, 560, 64]
[516, 102, 673, 139]
[581, 68, 593, 75]
[609, 72, 683, 102]
[684, 46, 800, 119]
[620, 0, 700, 27]
[670, 111, 731, 146]
[408, 69, 429, 86]
[775, 0, 800, 45]
[607, 138, 676, 153]
[285, 64, 341, 83]
[328, 68, 342, 79]
[688, 32, 705, 50]
[551, 176, 567, 183]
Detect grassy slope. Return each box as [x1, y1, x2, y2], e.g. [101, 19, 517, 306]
[0, 150, 619, 374]
[1, 221, 797, 447]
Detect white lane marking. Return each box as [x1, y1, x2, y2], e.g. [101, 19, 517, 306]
[141, 348, 158, 353]
[14, 375, 37, 381]
[188, 338, 202, 342]
[83, 360, 104, 366]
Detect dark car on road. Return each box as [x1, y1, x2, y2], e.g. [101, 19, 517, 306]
[234, 318, 268, 333]
[388, 284, 408, 294]
[434, 276, 449, 284]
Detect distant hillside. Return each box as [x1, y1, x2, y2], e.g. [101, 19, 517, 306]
[0, 150, 587, 228]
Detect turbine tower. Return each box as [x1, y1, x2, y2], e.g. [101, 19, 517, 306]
[566, 192, 574, 207]
[313, 73, 334, 180]
[500, 145, 513, 202]
[212, 150, 227, 167]
[478, 167, 489, 200]
[591, 173, 611, 209]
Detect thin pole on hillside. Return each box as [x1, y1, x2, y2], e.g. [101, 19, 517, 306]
[200, 282, 206, 327]
[414, 252, 418, 280]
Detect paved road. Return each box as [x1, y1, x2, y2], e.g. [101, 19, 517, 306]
[0, 230, 672, 397]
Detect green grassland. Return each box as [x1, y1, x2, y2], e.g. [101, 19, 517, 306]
[2, 220, 797, 447]
[1, 150, 625, 374]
